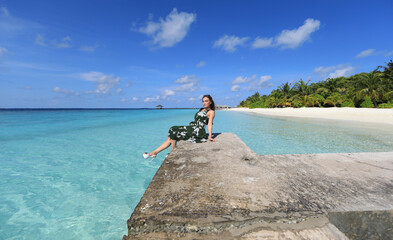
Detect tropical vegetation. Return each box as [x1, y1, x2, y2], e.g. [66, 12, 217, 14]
[239, 60, 393, 108]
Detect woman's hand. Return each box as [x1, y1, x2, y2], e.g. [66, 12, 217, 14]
[208, 137, 216, 142]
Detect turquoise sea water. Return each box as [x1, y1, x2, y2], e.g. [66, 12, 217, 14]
[1, 109, 393, 239]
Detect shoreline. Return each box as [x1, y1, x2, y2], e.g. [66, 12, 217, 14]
[228, 107, 393, 126]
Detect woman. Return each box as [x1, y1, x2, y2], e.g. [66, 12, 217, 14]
[143, 95, 216, 158]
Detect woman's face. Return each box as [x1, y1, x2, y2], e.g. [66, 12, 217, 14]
[202, 97, 211, 108]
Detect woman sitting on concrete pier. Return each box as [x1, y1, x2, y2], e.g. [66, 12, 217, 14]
[143, 95, 216, 158]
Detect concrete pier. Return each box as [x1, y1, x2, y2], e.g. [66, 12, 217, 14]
[123, 133, 393, 239]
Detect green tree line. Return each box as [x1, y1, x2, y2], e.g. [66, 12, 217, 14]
[239, 60, 393, 109]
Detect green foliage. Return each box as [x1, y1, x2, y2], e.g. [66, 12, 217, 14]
[276, 82, 292, 99]
[311, 94, 325, 107]
[304, 95, 317, 107]
[238, 60, 393, 109]
[315, 87, 329, 98]
[380, 60, 393, 88]
[249, 100, 268, 108]
[378, 103, 393, 108]
[360, 97, 374, 108]
[293, 79, 310, 97]
[292, 99, 304, 108]
[341, 100, 355, 107]
[356, 69, 384, 108]
[239, 92, 263, 107]
[266, 96, 279, 108]
[324, 93, 343, 107]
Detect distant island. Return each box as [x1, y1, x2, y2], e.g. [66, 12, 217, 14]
[239, 60, 393, 109]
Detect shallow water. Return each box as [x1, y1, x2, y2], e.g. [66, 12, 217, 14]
[218, 110, 393, 155]
[1, 109, 392, 239]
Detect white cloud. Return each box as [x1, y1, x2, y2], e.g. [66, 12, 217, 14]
[231, 85, 241, 92]
[231, 75, 273, 92]
[154, 75, 201, 101]
[79, 45, 98, 53]
[252, 37, 273, 49]
[132, 97, 139, 101]
[174, 82, 196, 92]
[174, 75, 196, 84]
[35, 34, 72, 48]
[196, 60, 206, 68]
[22, 86, 32, 90]
[232, 75, 256, 84]
[173, 75, 200, 92]
[53, 86, 79, 96]
[328, 67, 355, 78]
[143, 96, 160, 102]
[116, 88, 122, 93]
[79, 71, 121, 95]
[53, 86, 68, 94]
[247, 75, 273, 91]
[138, 8, 196, 48]
[314, 66, 336, 76]
[314, 64, 355, 79]
[275, 18, 320, 49]
[355, 49, 376, 58]
[0, 47, 10, 57]
[213, 35, 249, 52]
[162, 89, 175, 99]
[252, 18, 321, 50]
[188, 97, 197, 101]
[120, 98, 127, 102]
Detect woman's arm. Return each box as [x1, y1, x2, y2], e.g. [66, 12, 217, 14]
[207, 111, 216, 142]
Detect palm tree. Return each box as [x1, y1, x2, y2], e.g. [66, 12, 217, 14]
[246, 92, 261, 104]
[380, 60, 393, 102]
[278, 82, 293, 99]
[356, 69, 384, 107]
[324, 93, 343, 107]
[310, 94, 325, 107]
[380, 60, 393, 83]
[294, 79, 310, 97]
[316, 87, 329, 97]
[305, 95, 318, 107]
[267, 96, 282, 108]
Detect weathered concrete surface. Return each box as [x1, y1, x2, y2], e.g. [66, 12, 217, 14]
[124, 133, 393, 239]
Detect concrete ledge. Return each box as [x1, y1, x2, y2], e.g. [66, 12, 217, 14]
[123, 133, 393, 239]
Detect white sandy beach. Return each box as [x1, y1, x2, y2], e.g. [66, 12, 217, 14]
[228, 107, 393, 126]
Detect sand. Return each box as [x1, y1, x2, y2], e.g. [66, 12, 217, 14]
[228, 107, 393, 126]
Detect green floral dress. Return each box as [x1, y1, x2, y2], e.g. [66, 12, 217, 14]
[168, 108, 210, 143]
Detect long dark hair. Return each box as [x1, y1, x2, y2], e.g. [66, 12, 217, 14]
[202, 94, 215, 111]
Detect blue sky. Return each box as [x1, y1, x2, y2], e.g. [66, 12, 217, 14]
[0, 0, 392, 108]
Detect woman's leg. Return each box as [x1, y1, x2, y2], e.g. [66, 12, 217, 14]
[149, 137, 172, 156]
[170, 139, 177, 152]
